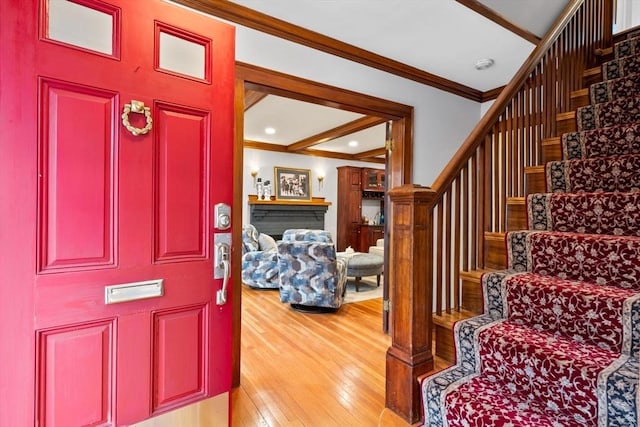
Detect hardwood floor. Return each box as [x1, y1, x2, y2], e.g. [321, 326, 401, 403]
[232, 286, 448, 426]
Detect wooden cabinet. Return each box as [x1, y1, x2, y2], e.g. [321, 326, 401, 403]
[336, 166, 362, 251]
[362, 168, 385, 192]
[359, 225, 384, 252]
[336, 166, 385, 252]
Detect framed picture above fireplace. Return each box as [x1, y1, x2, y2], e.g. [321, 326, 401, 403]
[274, 167, 312, 201]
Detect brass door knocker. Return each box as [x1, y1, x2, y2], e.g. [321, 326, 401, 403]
[121, 100, 153, 136]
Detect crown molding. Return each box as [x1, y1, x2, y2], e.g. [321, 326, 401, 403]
[171, 0, 484, 102]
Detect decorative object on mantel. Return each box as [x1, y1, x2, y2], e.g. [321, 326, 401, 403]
[274, 166, 311, 201]
[256, 177, 264, 199]
[263, 180, 271, 200]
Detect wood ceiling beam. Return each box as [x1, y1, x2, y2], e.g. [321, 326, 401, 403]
[287, 116, 387, 152]
[238, 62, 414, 119]
[244, 90, 268, 111]
[354, 147, 386, 159]
[455, 0, 541, 45]
[244, 140, 385, 164]
[170, 0, 483, 102]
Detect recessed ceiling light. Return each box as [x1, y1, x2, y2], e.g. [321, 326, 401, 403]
[348, 140, 358, 147]
[474, 58, 495, 70]
[264, 127, 276, 135]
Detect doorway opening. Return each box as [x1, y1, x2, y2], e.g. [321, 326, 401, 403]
[232, 62, 414, 387]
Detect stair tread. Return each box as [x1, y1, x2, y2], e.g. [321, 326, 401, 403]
[432, 309, 476, 328]
[541, 136, 561, 145]
[459, 269, 488, 280]
[506, 197, 525, 204]
[571, 87, 589, 97]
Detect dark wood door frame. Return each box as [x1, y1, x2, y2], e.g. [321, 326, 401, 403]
[231, 61, 414, 386]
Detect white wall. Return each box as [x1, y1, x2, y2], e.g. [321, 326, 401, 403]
[243, 148, 381, 238]
[481, 100, 495, 117]
[614, 0, 640, 33]
[234, 25, 482, 187]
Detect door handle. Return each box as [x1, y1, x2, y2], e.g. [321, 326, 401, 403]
[215, 242, 230, 305]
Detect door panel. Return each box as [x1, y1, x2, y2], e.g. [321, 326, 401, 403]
[154, 103, 209, 262]
[1, 1, 235, 425]
[153, 305, 207, 412]
[38, 320, 115, 426]
[38, 78, 118, 272]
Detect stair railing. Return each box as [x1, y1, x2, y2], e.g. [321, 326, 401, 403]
[385, 0, 614, 423]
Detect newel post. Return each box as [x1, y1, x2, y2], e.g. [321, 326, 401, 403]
[385, 184, 435, 423]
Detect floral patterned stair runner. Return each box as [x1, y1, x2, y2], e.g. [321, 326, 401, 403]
[590, 73, 640, 104]
[423, 232, 640, 426]
[602, 52, 640, 80]
[546, 154, 640, 193]
[421, 37, 640, 427]
[575, 95, 640, 132]
[561, 122, 640, 160]
[614, 35, 640, 59]
[527, 192, 640, 235]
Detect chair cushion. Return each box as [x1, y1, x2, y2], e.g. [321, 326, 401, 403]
[258, 233, 277, 251]
[242, 224, 260, 253]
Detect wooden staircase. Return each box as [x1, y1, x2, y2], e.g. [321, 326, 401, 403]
[384, 3, 619, 423]
[432, 63, 616, 364]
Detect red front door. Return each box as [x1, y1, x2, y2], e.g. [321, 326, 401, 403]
[0, 1, 235, 425]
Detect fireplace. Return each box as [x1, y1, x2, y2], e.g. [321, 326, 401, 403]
[248, 196, 331, 240]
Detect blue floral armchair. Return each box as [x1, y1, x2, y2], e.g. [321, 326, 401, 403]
[277, 229, 347, 311]
[241, 224, 279, 289]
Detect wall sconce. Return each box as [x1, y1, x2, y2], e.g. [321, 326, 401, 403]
[317, 175, 324, 190]
[250, 170, 258, 187]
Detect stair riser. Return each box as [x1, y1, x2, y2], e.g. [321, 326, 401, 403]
[570, 88, 590, 110]
[461, 278, 483, 314]
[541, 137, 562, 163]
[434, 324, 455, 363]
[557, 111, 577, 134]
[484, 234, 506, 270]
[506, 200, 526, 231]
[525, 167, 546, 194]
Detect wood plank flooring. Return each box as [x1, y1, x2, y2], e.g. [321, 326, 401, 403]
[232, 286, 448, 426]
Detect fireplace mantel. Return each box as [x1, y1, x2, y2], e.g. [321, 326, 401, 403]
[248, 195, 331, 239]
[247, 195, 331, 206]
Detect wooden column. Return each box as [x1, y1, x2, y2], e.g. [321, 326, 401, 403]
[385, 185, 435, 423]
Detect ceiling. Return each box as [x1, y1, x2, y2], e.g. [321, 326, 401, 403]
[236, 0, 570, 160]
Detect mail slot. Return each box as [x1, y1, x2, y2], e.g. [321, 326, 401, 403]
[104, 279, 164, 304]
